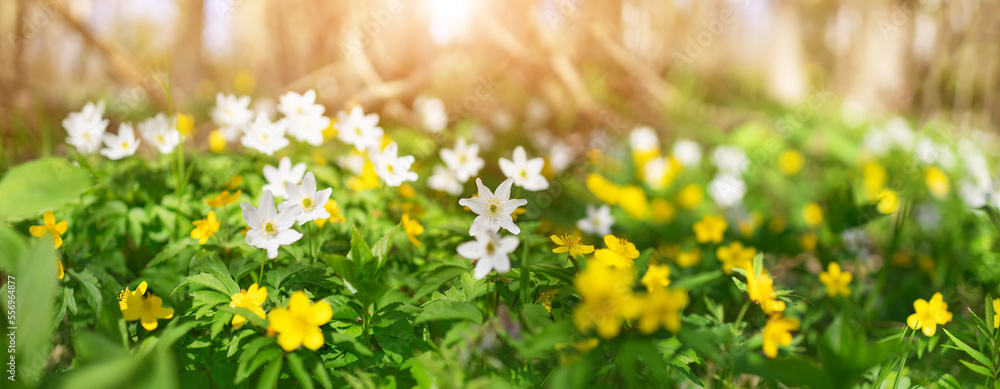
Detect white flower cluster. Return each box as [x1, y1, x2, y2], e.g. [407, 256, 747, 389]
[242, 158, 333, 259]
[456, 177, 528, 280]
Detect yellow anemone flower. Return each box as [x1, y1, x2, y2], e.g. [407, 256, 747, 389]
[119, 281, 174, 331]
[205, 190, 242, 208]
[267, 291, 333, 352]
[190, 211, 221, 245]
[693, 215, 727, 244]
[230, 283, 267, 329]
[402, 213, 424, 247]
[30, 211, 68, 249]
[818, 262, 852, 297]
[550, 234, 595, 259]
[907, 292, 952, 337]
[593, 235, 640, 269]
[716, 241, 755, 274]
[640, 263, 671, 292]
[762, 315, 799, 358]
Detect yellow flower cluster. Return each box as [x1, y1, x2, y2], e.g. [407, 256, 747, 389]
[740, 262, 798, 359]
[585, 174, 650, 220]
[118, 281, 175, 331]
[716, 241, 756, 274]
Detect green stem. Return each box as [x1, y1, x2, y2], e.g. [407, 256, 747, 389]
[308, 222, 316, 261]
[519, 233, 531, 305]
[258, 250, 266, 285]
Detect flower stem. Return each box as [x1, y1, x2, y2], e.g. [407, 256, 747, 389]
[519, 233, 531, 305]
[258, 250, 266, 284]
[308, 222, 316, 261]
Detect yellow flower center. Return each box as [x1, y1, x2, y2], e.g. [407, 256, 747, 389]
[264, 221, 277, 237]
[301, 197, 314, 212]
[121, 141, 129, 149]
[157, 134, 165, 143]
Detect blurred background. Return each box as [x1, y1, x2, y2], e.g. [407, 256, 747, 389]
[1, 0, 998, 162]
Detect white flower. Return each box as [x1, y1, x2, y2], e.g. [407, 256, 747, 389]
[457, 228, 519, 280]
[370, 141, 418, 187]
[278, 90, 330, 146]
[211, 93, 254, 140]
[440, 137, 484, 183]
[547, 141, 575, 174]
[241, 190, 303, 259]
[711, 146, 749, 174]
[139, 113, 180, 154]
[629, 126, 659, 154]
[337, 149, 367, 175]
[884, 117, 914, 150]
[499, 146, 548, 191]
[428, 165, 464, 196]
[100, 123, 140, 160]
[672, 138, 702, 167]
[643, 156, 680, 190]
[414, 96, 448, 133]
[279, 172, 332, 225]
[241, 113, 289, 155]
[262, 157, 307, 199]
[914, 203, 941, 233]
[862, 129, 891, 156]
[335, 106, 383, 152]
[915, 137, 956, 169]
[959, 179, 990, 208]
[708, 173, 746, 208]
[577, 204, 614, 236]
[63, 101, 109, 155]
[458, 177, 528, 236]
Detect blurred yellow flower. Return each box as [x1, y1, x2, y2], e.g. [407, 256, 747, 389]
[230, 283, 267, 329]
[762, 315, 799, 358]
[119, 281, 174, 331]
[819, 262, 852, 297]
[747, 269, 785, 315]
[57, 258, 64, 280]
[572, 264, 635, 339]
[267, 291, 333, 352]
[315, 200, 346, 227]
[402, 213, 424, 247]
[876, 189, 900, 214]
[993, 298, 1000, 329]
[347, 161, 380, 191]
[778, 150, 803, 175]
[226, 175, 243, 190]
[800, 233, 818, 251]
[619, 186, 650, 220]
[594, 235, 640, 269]
[209, 129, 226, 153]
[234, 69, 256, 94]
[677, 184, 703, 209]
[630, 287, 688, 334]
[676, 249, 702, 268]
[768, 217, 787, 233]
[190, 211, 220, 245]
[651, 199, 675, 223]
[640, 263, 671, 291]
[311, 149, 328, 166]
[551, 234, 594, 259]
[205, 189, 242, 208]
[925, 167, 950, 198]
[586, 174, 622, 205]
[863, 161, 887, 199]
[907, 292, 952, 337]
[693, 215, 727, 244]
[717, 241, 755, 274]
[30, 211, 68, 249]
[802, 203, 823, 227]
[176, 113, 194, 137]
[537, 289, 557, 313]
[398, 183, 416, 199]
[322, 120, 338, 141]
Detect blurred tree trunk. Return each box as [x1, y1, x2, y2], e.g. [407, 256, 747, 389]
[171, 0, 205, 99]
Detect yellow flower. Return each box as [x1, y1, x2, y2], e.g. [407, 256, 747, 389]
[226, 175, 243, 190]
[800, 233, 818, 251]
[176, 113, 194, 137]
[209, 129, 226, 153]
[315, 201, 346, 227]
[906, 292, 953, 336]
[676, 184, 703, 209]
[778, 150, 803, 175]
[30, 211, 68, 249]
[190, 211, 220, 245]
[630, 287, 688, 334]
[716, 241, 755, 274]
[230, 283, 267, 329]
[267, 291, 333, 352]
[993, 298, 1000, 329]
[398, 183, 416, 199]
[536, 289, 557, 313]
[619, 186, 650, 220]
[862, 161, 888, 199]
[641, 263, 670, 292]
[693, 215, 727, 244]
[802, 203, 823, 228]
[402, 213, 424, 247]
[768, 217, 787, 233]
[876, 189, 900, 214]
[551, 234, 595, 259]
[56, 258, 64, 280]
[119, 281, 174, 331]
[762, 315, 799, 358]
[234, 68, 256, 94]
[347, 161, 380, 192]
[925, 167, 950, 198]
[651, 199, 675, 223]
[322, 120, 338, 141]
[632, 149, 660, 180]
[572, 264, 635, 339]
[594, 235, 640, 269]
[818, 262, 852, 297]
[586, 174, 623, 205]
[311, 149, 328, 166]
[205, 189, 242, 208]
[746, 269, 785, 315]
[676, 249, 702, 268]
[739, 211, 763, 237]
[892, 252, 912, 267]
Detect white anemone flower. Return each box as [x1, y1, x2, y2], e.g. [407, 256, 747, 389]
[100, 123, 140, 160]
[672, 138, 702, 167]
[279, 172, 332, 225]
[428, 165, 464, 196]
[63, 101, 109, 155]
[414, 96, 448, 133]
[262, 157, 307, 199]
[241, 190, 303, 259]
[458, 177, 528, 236]
[629, 126, 659, 154]
[211, 93, 254, 140]
[711, 146, 749, 175]
[241, 113, 290, 156]
[139, 113, 181, 154]
[708, 173, 747, 208]
[440, 137, 484, 183]
[577, 204, 615, 236]
[278, 90, 330, 146]
[499, 146, 548, 191]
[335, 106, 384, 152]
[457, 227, 520, 280]
[370, 141, 418, 187]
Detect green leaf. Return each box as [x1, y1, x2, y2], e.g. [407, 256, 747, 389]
[0, 157, 92, 221]
[987, 294, 996, 337]
[752, 252, 763, 278]
[218, 306, 269, 328]
[673, 271, 722, 290]
[372, 222, 400, 267]
[71, 269, 104, 315]
[57, 355, 139, 389]
[414, 301, 482, 324]
[731, 277, 748, 293]
[17, 237, 58, 385]
[126, 207, 149, 244]
[348, 225, 372, 264]
[960, 360, 994, 377]
[64, 287, 78, 316]
[312, 357, 333, 389]
[256, 356, 283, 389]
[329, 332, 373, 357]
[175, 272, 237, 297]
[0, 222, 27, 272]
[146, 240, 194, 267]
[942, 328, 993, 369]
[285, 353, 315, 389]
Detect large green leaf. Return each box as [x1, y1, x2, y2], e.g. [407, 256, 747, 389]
[16, 237, 58, 385]
[0, 157, 92, 221]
